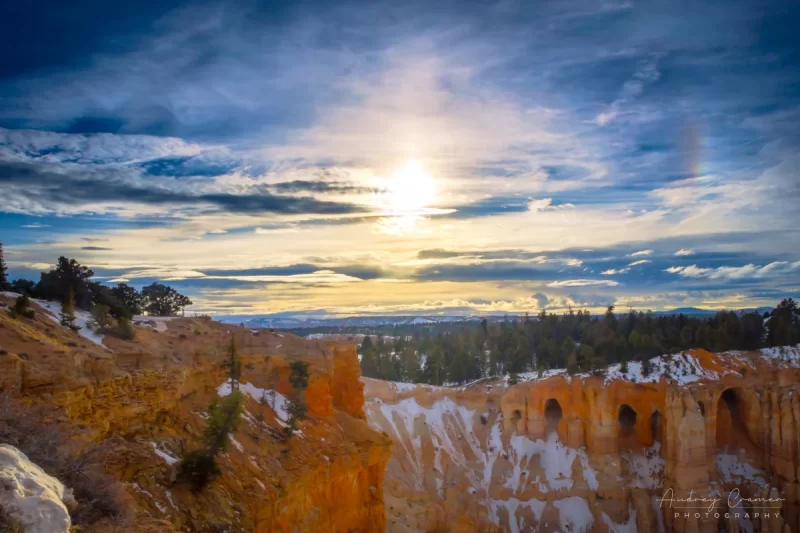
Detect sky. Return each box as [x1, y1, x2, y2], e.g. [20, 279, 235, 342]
[1, 0, 799, 317]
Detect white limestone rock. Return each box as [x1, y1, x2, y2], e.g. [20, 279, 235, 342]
[0, 445, 74, 533]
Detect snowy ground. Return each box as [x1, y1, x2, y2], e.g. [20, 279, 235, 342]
[132, 315, 177, 332]
[32, 298, 109, 349]
[217, 380, 291, 429]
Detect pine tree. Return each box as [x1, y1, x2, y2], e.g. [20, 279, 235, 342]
[223, 336, 241, 391]
[567, 353, 578, 375]
[285, 360, 310, 437]
[59, 287, 80, 331]
[178, 338, 244, 490]
[0, 242, 9, 291]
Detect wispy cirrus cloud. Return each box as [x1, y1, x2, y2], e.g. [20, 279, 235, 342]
[666, 261, 800, 281]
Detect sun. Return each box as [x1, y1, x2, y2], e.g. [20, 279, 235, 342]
[385, 159, 437, 215]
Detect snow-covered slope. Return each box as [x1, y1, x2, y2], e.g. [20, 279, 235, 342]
[33, 298, 109, 348]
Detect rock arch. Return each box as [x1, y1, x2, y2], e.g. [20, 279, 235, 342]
[715, 388, 749, 451]
[544, 398, 563, 434]
[618, 404, 637, 435]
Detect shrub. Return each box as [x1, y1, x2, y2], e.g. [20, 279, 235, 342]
[507, 373, 519, 385]
[112, 318, 135, 340]
[177, 450, 221, 491]
[89, 304, 113, 332]
[8, 295, 35, 319]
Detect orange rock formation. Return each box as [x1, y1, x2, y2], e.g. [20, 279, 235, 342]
[364, 347, 800, 533]
[0, 294, 391, 532]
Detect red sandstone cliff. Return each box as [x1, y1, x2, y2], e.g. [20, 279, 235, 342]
[0, 294, 392, 533]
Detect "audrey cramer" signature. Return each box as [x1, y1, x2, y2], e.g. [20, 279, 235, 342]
[659, 488, 785, 513]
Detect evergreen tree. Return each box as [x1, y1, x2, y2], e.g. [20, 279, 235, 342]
[59, 287, 80, 331]
[10, 278, 36, 296]
[178, 338, 244, 490]
[9, 294, 35, 319]
[0, 242, 9, 290]
[38, 257, 95, 309]
[285, 361, 310, 437]
[566, 353, 578, 375]
[141, 282, 193, 316]
[223, 336, 242, 390]
[110, 282, 144, 316]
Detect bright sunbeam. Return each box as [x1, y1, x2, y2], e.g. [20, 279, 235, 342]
[385, 159, 437, 215]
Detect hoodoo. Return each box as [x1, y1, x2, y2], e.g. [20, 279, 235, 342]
[364, 346, 800, 533]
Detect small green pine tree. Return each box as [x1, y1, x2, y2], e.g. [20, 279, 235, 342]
[59, 288, 80, 331]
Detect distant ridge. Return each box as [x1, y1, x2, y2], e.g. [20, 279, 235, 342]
[218, 306, 774, 330]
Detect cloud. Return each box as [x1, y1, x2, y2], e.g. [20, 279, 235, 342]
[0, 160, 366, 216]
[594, 54, 662, 126]
[546, 279, 619, 288]
[533, 293, 550, 309]
[628, 259, 650, 266]
[665, 261, 800, 280]
[80, 246, 113, 251]
[601, 268, 629, 275]
[271, 180, 378, 195]
[675, 249, 694, 256]
[630, 250, 653, 257]
[21, 223, 51, 228]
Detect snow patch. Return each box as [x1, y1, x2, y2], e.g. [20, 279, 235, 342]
[132, 315, 177, 332]
[553, 497, 594, 533]
[623, 442, 665, 489]
[217, 380, 290, 426]
[151, 442, 179, 465]
[34, 298, 109, 348]
[716, 453, 766, 484]
[602, 506, 637, 533]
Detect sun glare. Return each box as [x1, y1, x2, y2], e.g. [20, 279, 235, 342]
[385, 159, 437, 215]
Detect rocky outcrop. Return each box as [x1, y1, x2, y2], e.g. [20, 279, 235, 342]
[0, 445, 75, 533]
[365, 346, 800, 532]
[0, 294, 392, 533]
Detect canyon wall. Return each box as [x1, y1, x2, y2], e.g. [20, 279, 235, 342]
[0, 294, 391, 533]
[364, 346, 800, 533]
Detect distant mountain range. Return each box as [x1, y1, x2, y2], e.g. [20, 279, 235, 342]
[217, 315, 482, 329]
[217, 306, 775, 330]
